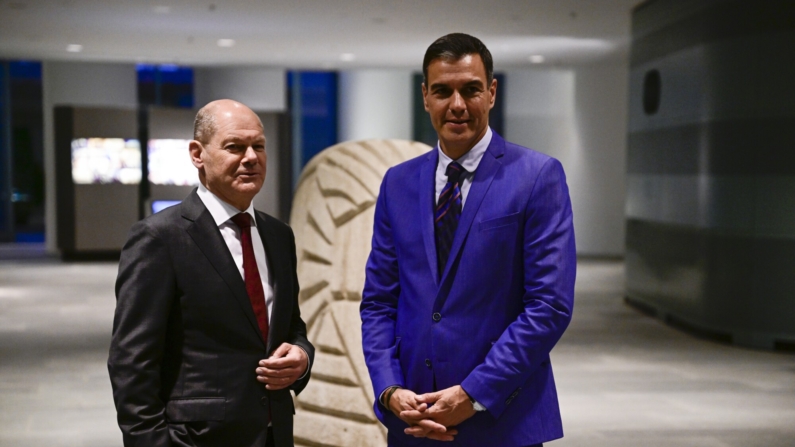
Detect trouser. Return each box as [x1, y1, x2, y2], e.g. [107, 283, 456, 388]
[265, 426, 275, 447]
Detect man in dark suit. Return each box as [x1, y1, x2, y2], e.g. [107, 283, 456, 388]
[108, 99, 314, 447]
[360, 33, 576, 446]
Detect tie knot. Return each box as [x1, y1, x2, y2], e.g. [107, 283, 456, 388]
[230, 212, 252, 229]
[445, 162, 466, 185]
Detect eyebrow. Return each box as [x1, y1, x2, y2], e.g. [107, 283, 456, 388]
[223, 135, 266, 143]
[429, 79, 484, 90]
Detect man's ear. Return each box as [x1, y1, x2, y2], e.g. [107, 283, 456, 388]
[488, 78, 497, 110]
[421, 83, 430, 112]
[189, 140, 204, 169]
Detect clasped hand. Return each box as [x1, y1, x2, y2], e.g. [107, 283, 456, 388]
[255, 343, 308, 390]
[388, 385, 477, 441]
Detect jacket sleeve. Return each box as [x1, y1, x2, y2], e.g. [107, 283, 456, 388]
[286, 225, 315, 395]
[460, 158, 576, 418]
[360, 169, 405, 419]
[107, 219, 175, 447]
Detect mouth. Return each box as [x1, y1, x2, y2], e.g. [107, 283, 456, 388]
[445, 119, 470, 132]
[446, 119, 469, 125]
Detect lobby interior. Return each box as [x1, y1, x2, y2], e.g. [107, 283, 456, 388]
[0, 1, 793, 446]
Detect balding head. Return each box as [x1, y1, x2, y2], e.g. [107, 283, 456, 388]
[189, 99, 267, 210]
[193, 99, 263, 145]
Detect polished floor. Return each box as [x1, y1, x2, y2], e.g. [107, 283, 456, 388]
[0, 253, 793, 446]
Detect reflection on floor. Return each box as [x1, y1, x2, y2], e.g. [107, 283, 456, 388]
[0, 258, 793, 446]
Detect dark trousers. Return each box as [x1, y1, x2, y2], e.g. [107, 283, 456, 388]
[265, 426, 275, 447]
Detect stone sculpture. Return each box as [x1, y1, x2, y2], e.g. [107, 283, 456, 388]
[290, 139, 432, 447]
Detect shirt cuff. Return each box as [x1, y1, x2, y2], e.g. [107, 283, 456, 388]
[295, 346, 311, 380]
[461, 385, 487, 411]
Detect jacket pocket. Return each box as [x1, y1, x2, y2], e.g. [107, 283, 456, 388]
[479, 212, 521, 232]
[166, 397, 226, 422]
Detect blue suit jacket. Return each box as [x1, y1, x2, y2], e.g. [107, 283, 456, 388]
[360, 132, 576, 446]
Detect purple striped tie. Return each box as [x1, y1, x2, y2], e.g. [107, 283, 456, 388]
[435, 161, 466, 276]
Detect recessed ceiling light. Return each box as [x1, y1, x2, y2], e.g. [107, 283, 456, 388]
[529, 55, 545, 64]
[66, 44, 83, 53]
[340, 53, 355, 62]
[217, 39, 235, 48]
[153, 5, 171, 14]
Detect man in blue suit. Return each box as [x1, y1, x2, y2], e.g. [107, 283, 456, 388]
[360, 33, 576, 446]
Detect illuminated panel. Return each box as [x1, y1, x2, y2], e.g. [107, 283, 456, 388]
[147, 139, 199, 186]
[71, 138, 141, 185]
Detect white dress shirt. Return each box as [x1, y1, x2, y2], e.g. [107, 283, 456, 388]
[435, 127, 492, 208]
[196, 184, 274, 323]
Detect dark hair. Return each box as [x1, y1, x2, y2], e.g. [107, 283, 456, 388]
[422, 33, 493, 84]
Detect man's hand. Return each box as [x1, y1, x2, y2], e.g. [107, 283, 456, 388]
[402, 385, 476, 429]
[388, 388, 458, 441]
[255, 343, 308, 390]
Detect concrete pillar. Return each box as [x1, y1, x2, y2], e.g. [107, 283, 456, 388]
[338, 70, 412, 142]
[504, 66, 628, 257]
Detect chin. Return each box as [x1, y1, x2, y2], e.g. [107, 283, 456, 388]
[233, 181, 262, 194]
[442, 131, 474, 143]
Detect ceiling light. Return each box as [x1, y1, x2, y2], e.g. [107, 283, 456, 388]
[153, 5, 171, 14]
[66, 44, 83, 53]
[529, 55, 545, 64]
[217, 39, 235, 48]
[340, 53, 355, 62]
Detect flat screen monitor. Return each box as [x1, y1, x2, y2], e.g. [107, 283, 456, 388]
[147, 139, 199, 186]
[71, 138, 142, 184]
[151, 200, 181, 214]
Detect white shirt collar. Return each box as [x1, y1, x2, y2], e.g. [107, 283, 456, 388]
[196, 184, 257, 227]
[437, 127, 492, 173]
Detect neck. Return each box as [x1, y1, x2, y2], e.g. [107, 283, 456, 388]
[439, 126, 488, 160]
[202, 182, 252, 212]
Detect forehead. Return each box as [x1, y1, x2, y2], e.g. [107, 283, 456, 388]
[213, 110, 265, 140]
[426, 54, 488, 85]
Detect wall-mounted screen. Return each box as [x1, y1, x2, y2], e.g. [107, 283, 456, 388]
[148, 139, 199, 186]
[71, 138, 142, 185]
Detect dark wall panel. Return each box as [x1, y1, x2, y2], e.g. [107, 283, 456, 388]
[626, 0, 795, 349]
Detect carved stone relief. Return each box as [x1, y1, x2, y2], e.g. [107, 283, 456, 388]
[290, 139, 432, 447]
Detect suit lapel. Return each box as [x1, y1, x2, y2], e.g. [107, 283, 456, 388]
[181, 191, 266, 347]
[439, 134, 505, 285]
[255, 212, 284, 355]
[420, 149, 440, 287]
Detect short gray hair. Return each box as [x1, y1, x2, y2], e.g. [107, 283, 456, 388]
[193, 105, 217, 144]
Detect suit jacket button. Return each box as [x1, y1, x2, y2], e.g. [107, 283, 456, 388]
[432, 312, 441, 322]
[261, 396, 269, 406]
[425, 358, 432, 368]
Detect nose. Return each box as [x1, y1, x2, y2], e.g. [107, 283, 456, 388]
[450, 90, 466, 114]
[242, 145, 259, 165]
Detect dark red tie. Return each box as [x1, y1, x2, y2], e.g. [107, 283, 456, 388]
[231, 213, 269, 345]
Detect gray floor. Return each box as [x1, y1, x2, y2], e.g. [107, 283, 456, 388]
[0, 255, 793, 446]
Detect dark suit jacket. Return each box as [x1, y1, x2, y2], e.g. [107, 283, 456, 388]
[108, 189, 314, 447]
[361, 132, 576, 446]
